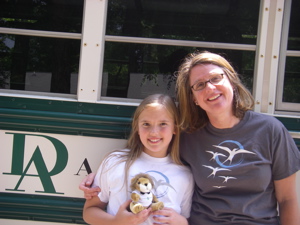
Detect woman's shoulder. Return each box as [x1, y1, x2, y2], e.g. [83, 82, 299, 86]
[247, 111, 284, 126]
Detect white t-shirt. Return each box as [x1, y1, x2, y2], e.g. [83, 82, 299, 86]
[93, 150, 194, 225]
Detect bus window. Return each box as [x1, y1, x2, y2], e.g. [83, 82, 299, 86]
[0, 0, 83, 95]
[102, 0, 259, 100]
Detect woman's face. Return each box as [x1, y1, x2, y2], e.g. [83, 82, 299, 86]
[189, 64, 234, 118]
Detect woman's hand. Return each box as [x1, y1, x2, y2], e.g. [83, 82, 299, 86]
[152, 207, 188, 225]
[78, 172, 100, 199]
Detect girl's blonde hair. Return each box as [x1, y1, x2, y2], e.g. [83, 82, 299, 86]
[176, 51, 254, 132]
[101, 94, 181, 188]
[126, 93, 181, 166]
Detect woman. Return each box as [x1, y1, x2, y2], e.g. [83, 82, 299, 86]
[176, 51, 300, 225]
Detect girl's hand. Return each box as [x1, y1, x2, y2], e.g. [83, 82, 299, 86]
[152, 207, 188, 225]
[114, 200, 152, 225]
[78, 172, 100, 199]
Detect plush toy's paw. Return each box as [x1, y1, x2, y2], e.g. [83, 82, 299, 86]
[151, 201, 164, 211]
[131, 193, 140, 202]
[130, 202, 145, 214]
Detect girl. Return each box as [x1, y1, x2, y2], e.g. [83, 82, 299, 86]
[83, 94, 194, 225]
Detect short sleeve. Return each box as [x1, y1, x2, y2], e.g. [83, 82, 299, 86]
[179, 170, 194, 218]
[92, 158, 111, 203]
[271, 120, 300, 180]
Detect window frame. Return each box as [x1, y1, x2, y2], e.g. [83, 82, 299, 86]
[276, 0, 300, 114]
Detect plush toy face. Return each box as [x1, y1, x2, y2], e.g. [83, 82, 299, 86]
[130, 173, 154, 192]
[135, 177, 153, 192]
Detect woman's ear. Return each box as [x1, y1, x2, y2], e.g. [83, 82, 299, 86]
[192, 95, 198, 105]
[194, 98, 198, 105]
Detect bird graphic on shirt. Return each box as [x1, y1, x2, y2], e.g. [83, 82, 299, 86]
[150, 175, 176, 192]
[203, 165, 231, 177]
[219, 176, 237, 183]
[213, 145, 256, 165]
[206, 151, 226, 161]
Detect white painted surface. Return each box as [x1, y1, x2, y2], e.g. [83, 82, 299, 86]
[0, 130, 126, 197]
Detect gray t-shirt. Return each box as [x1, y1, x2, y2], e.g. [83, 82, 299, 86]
[180, 110, 300, 225]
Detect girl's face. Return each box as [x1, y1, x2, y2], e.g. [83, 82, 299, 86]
[189, 64, 234, 118]
[138, 104, 175, 158]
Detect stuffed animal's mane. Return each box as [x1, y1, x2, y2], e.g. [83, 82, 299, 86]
[130, 173, 154, 191]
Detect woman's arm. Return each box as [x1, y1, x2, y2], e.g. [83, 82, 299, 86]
[79, 173, 100, 199]
[83, 197, 151, 225]
[275, 173, 300, 225]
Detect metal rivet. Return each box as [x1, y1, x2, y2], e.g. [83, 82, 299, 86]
[273, 55, 277, 59]
[265, 7, 268, 11]
[84, 43, 87, 46]
[278, 8, 282, 12]
[256, 101, 260, 105]
[260, 55, 264, 58]
[269, 102, 272, 105]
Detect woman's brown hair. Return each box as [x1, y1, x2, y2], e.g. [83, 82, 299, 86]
[176, 51, 254, 132]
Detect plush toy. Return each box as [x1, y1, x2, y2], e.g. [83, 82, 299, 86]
[129, 173, 164, 214]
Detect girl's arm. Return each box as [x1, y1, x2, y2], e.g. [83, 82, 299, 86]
[275, 173, 300, 225]
[83, 197, 151, 225]
[151, 208, 189, 225]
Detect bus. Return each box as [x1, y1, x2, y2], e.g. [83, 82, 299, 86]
[0, 0, 299, 224]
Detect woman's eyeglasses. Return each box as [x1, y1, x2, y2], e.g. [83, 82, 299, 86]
[190, 74, 224, 91]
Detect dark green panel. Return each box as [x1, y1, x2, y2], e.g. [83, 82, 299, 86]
[0, 96, 136, 138]
[0, 192, 86, 224]
[0, 96, 136, 116]
[275, 116, 300, 132]
[275, 117, 300, 150]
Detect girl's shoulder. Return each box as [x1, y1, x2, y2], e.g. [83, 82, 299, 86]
[169, 161, 193, 178]
[102, 148, 129, 164]
[98, 149, 130, 173]
[108, 148, 130, 156]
